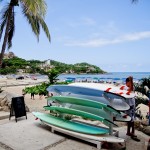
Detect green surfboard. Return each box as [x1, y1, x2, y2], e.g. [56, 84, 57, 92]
[32, 112, 109, 135]
[47, 96, 120, 114]
[44, 106, 117, 127]
[70, 104, 131, 122]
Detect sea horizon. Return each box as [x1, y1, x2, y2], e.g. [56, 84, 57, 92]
[0, 72, 150, 81]
[58, 72, 150, 81]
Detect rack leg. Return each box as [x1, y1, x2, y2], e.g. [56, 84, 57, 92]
[51, 128, 54, 133]
[97, 142, 102, 149]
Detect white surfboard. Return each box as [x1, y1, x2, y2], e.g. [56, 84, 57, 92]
[70, 83, 135, 99]
[47, 85, 130, 111]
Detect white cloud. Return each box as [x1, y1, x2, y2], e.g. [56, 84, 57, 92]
[65, 31, 150, 47]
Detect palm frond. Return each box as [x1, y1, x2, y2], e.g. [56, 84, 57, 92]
[7, 7, 15, 49]
[20, 0, 47, 17]
[0, 4, 10, 41]
[38, 16, 50, 41]
[21, 1, 50, 42]
[22, 9, 40, 41]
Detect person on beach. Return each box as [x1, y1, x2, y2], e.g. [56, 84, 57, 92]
[22, 89, 26, 97]
[120, 76, 140, 142]
[31, 93, 35, 100]
[39, 93, 43, 100]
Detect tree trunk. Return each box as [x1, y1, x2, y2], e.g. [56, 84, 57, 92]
[0, 5, 13, 68]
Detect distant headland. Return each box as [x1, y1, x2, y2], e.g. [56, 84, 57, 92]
[0, 52, 106, 75]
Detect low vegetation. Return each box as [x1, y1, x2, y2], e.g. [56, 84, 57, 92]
[134, 77, 150, 106]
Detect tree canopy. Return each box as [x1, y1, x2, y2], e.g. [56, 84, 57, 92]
[0, 0, 50, 66]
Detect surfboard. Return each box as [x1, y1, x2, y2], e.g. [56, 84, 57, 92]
[32, 112, 109, 135]
[42, 121, 125, 143]
[69, 104, 131, 122]
[47, 96, 131, 122]
[47, 85, 130, 111]
[44, 106, 117, 127]
[47, 96, 120, 114]
[70, 83, 135, 98]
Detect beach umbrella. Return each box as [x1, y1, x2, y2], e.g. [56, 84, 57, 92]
[99, 77, 105, 80]
[93, 77, 99, 80]
[66, 77, 76, 80]
[113, 78, 120, 80]
[106, 78, 113, 80]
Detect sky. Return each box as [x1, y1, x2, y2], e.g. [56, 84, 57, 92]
[0, 0, 150, 72]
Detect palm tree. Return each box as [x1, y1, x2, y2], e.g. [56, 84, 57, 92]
[0, 0, 50, 67]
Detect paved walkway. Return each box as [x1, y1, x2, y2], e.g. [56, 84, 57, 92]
[0, 112, 149, 150]
[0, 113, 64, 150]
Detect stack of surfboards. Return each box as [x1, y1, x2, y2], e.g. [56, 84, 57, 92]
[46, 83, 132, 121]
[33, 96, 118, 134]
[33, 83, 131, 146]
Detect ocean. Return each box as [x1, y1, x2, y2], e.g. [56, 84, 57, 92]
[1, 72, 149, 82]
[58, 72, 150, 82]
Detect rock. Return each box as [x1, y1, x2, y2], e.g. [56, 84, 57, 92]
[6, 92, 20, 102]
[5, 100, 9, 106]
[142, 126, 150, 136]
[141, 120, 149, 126]
[136, 103, 149, 119]
[134, 120, 142, 129]
[0, 91, 30, 112]
[0, 92, 7, 103]
[25, 105, 30, 112]
[147, 139, 150, 150]
[0, 99, 7, 107]
[0, 106, 3, 111]
[0, 98, 3, 103]
[139, 125, 144, 131]
[7, 102, 11, 108]
[2, 106, 10, 112]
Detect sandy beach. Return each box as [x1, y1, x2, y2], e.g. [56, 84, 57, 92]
[0, 78, 48, 112]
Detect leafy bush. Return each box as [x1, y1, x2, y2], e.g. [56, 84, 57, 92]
[134, 77, 150, 97]
[134, 77, 150, 106]
[0, 67, 17, 74]
[24, 82, 50, 95]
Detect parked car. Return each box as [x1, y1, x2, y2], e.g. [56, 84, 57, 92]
[31, 76, 37, 80]
[16, 76, 24, 80]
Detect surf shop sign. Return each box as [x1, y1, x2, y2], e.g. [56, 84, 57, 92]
[9, 96, 27, 122]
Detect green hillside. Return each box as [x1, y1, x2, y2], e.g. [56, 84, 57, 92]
[0, 56, 106, 74]
[51, 60, 105, 74]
